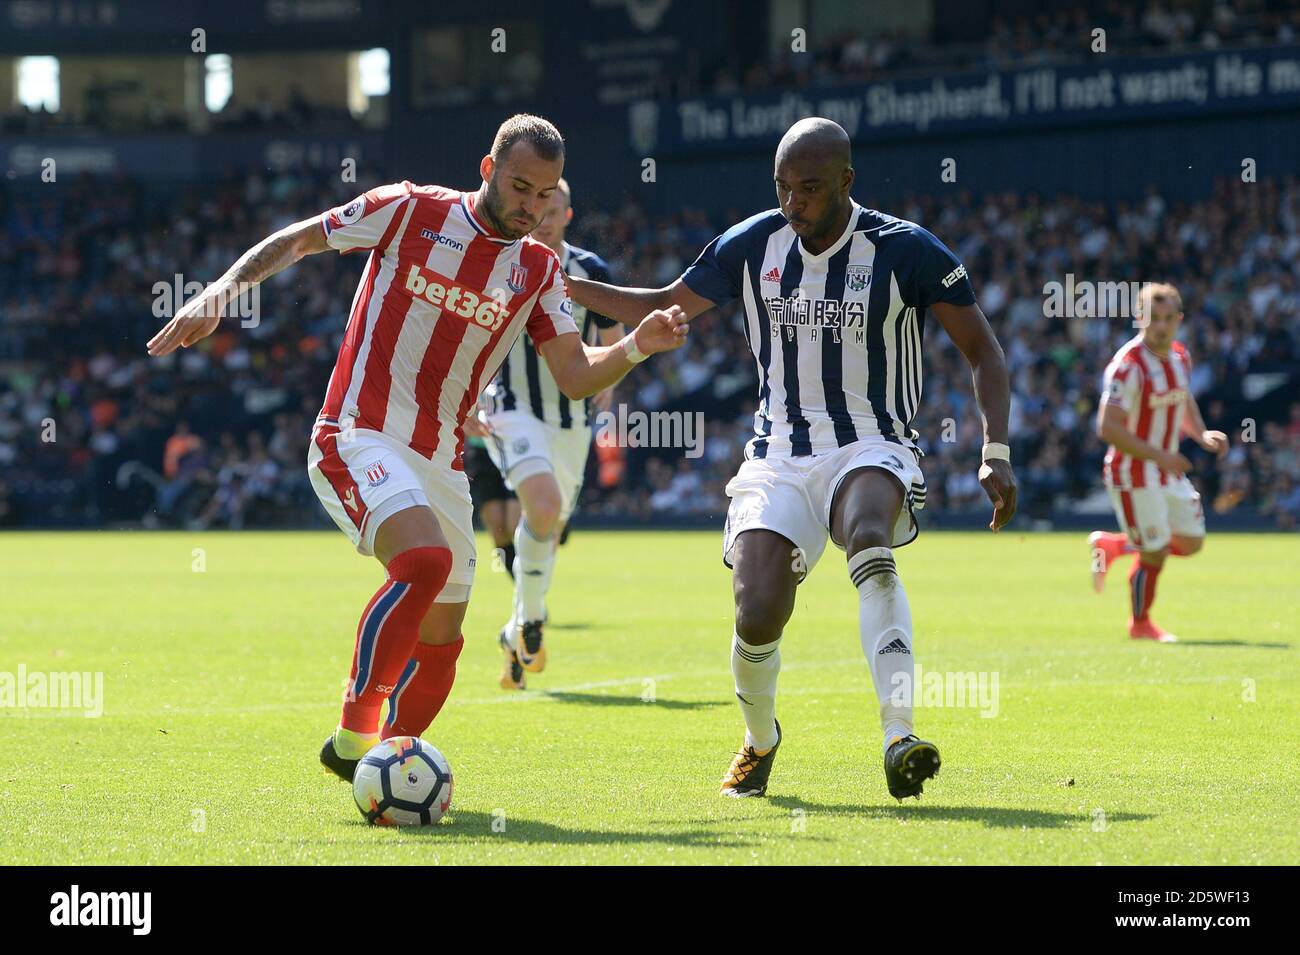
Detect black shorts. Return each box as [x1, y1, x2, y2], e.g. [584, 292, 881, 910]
[465, 444, 514, 509]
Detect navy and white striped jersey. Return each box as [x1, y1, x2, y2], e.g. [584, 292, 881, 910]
[484, 241, 618, 429]
[681, 201, 975, 458]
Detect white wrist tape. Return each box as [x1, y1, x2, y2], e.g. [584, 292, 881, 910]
[982, 442, 1011, 463]
[621, 333, 648, 364]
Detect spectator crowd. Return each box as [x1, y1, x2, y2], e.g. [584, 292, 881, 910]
[8, 1, 1299, 137]
[2, 165, 1299, 532]
[658, 1, 1300, 100]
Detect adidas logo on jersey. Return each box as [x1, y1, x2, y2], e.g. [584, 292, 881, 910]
[762, 266, 781, 282]
[878, 638, 911, 655]
[404, 264, 510, 331]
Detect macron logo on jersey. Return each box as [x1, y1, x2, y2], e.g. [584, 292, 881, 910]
[404, 264, 511, 332]
[420, 229, 465, 252]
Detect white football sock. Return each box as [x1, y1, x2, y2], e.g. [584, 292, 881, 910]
[731, 632, 781, 750]
[848, 547, 914, 753]
[513, 518, 554, 623]
[538, 536, 559, 609]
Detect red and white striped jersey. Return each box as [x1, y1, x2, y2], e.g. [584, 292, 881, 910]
[315, 181, 578, 469]
[1101, 335, 1193, 489]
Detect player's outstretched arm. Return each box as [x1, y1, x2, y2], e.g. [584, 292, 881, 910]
[146, 216, 330, 356]
[539, 306, 689, 399]
[566, 276, 715, 327]
[591, 324, 626, 412]
[932, 301, 1019, 531]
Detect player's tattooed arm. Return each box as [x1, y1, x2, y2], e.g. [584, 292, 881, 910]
[931, 301, 1018, 531]
[1181, 392, 1229, 458]
[226, 217, 330, 287]
[565, 276, 715, 327]
[147, 216, 328, 356]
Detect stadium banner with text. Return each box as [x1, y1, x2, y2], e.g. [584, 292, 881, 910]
[629, 45, 1300, 155]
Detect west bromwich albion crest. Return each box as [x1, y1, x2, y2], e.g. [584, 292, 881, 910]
[846, 264, 873, 292]
[508, 262, 529, 294]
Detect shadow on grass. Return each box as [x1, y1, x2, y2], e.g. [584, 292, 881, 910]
[1173, 640, 1292, 650]
[540, 691, 724, 710]
[768, 795, 1153, 829]
[379, 809, 777, 847]
[545, 622, 591, 631]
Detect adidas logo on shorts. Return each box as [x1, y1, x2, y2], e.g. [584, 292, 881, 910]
[878, 638, 911, 655]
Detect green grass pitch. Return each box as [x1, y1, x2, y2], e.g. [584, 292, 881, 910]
[2, 529, 1296, 865]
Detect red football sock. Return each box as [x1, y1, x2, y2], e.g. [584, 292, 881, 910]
[341, 546, 453, 734]
[1129, 559, 1162, 623]
[382, 636, 464, 740]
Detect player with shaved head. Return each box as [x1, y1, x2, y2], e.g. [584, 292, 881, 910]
[567, 117, 1017, 800]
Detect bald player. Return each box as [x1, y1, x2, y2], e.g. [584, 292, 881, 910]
[567, 118, 1017, 801]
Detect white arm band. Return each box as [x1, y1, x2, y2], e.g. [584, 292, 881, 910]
[982, 442, 1011, 463]
[621, 333, 648, 364]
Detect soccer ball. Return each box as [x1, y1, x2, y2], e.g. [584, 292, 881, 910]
[352, 736, 453, 827]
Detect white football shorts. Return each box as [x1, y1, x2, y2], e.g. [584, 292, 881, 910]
[723, 436, 927, 580]
[1107, 477, 1205, 552]
[484, 410, 591, 523]
[307, 423, 476, 602]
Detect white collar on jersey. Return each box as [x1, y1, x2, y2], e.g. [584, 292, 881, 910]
[459, 192, 521, 247]
[795, 200, 863, 263]
[1139, 337, 1177, 362]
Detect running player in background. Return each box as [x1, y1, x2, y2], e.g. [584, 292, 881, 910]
[566, 118, 1017, 801]
[1089, 283, 1228, 642]
[146, 114, 687, 781]
[472, 178, 622, 688]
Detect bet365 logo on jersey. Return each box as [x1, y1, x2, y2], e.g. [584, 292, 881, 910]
[404, 264, 511, 331]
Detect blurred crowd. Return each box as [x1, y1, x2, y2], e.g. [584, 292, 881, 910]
[7, 1, 1298, 137]
[659, 0, 1300, 98]
[2, 167, 1299, 532]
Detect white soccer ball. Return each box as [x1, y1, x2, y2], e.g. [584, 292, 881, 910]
[352, 736, 453, 827]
